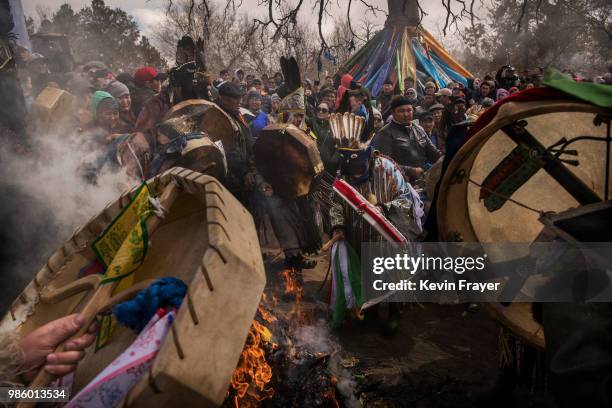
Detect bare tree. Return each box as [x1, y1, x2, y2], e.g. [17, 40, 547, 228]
[160, 0, 485, 69]
[154, 0, 377, 79]
[459, 0, 610, 76]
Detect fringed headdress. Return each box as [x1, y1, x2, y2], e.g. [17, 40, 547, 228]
[329, 113, 371, 181]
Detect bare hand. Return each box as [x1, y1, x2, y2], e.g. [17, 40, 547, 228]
[18, 314, 97, 380]
[332, 229, 345, 240]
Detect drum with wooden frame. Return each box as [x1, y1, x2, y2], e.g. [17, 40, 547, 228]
[437, 97, 610, 351]
[254, 123, 324, 200]
[1, 168, 266, 407]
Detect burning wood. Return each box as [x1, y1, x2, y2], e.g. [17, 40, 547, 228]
[225, 269, 344, 407]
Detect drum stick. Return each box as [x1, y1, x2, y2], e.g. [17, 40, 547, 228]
[18, 181, 181, 406]
[320, 234, 343, 253]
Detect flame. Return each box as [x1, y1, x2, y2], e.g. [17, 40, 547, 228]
[230, 318, 275, 407]
[281, 268, 302, 298]
[281, 268, 313, 326]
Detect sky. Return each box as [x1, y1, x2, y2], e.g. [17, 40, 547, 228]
[22, 0, 485, 48]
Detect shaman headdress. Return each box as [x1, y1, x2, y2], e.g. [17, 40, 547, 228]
[329, 113, 371, 181]
[277, 56, 305, 124]
[170, 36, 211, 101]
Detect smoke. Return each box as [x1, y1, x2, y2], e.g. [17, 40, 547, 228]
[292, 318, 360, 408]
[0, 125, 138, 314]
[292, 318, 336, 354]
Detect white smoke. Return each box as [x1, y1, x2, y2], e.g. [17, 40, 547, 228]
[0, 124, 139, 310]
[292, 318, 361, 408]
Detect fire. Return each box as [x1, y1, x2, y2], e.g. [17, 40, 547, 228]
[281, 268, 313, 326]
[227, 270, 339, 407]
[281, 268, 302, 298]
[230, 317, 275, 407]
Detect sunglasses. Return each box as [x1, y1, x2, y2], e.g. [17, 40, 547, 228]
[318, 108, 329, 113]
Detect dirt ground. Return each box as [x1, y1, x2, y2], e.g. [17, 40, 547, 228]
[262, 244, 555, 408]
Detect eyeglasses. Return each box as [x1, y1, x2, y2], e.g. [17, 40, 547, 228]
[317, 108, 329, 113]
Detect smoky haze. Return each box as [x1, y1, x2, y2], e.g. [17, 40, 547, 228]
[0, 124, 138, 316]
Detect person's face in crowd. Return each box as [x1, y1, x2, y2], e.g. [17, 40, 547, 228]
[373, 115, 383, 130]
[438, 94, 451, 106]
[248, 96, 262, 112]
[403, 78, 411, 90]
[222, 71, 230, 81]
[274, 73, 283, 85]
[246, 74, 255, 85]
[98, 108, 119, 131]
[237, 71, 245, 81]
[325, 77, 334, 88]
[393, 104, 413, 125]
[454, 102, 467, 115]
[147, 79, 162, 93]
[421, 118, 434, 133]
[86, 68, 98, 84]
[252, 80, 262, 92]
[425, 84, 436, 95]
[317, 103, 330, 120]
[322, 92, 335, 109]
[526, 83, 535, 89]
[268, 79, 277, 91]
[349, 95, 362, 112]
[383, 83, 394, 94]
[452, 88, 462, 97]
[432, 109, 443, 124]
[94, 76, 110, 90]
[473, 78, 481, 89]
[117, 94, 131, 113]
[423, 94, 435, 106]
[290, 113, 304, 127]
[405, 88, 416, 99]
[480, 83, 491, 96]
[271, 98, 281, 112]
[313, 83, 320, 94]
[219, 95, 242, 113]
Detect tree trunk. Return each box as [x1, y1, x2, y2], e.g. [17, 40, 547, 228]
[386, 0, 421, 27]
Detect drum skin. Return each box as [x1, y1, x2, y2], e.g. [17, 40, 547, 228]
[437, 100, 610, 350]
[254, 123, 324, 200]
[164, 99, 239, 152]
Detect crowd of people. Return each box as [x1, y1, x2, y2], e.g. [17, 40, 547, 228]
[1, 24, 612, 405]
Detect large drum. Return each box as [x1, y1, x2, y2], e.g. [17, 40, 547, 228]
[1, 168, 266, 406]
[162, 99, 238, 152]
[254, 124, 324, 200]
[437, 97, 610, 350]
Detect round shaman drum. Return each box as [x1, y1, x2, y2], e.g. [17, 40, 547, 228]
[437, 97, 610, 350]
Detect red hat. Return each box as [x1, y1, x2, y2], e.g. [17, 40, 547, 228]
[134, 67, 158, 87]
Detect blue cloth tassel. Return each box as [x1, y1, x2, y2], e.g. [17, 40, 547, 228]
[112, 277, 187, 333]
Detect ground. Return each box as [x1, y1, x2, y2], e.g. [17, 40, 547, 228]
[261, 240, 554, 408]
